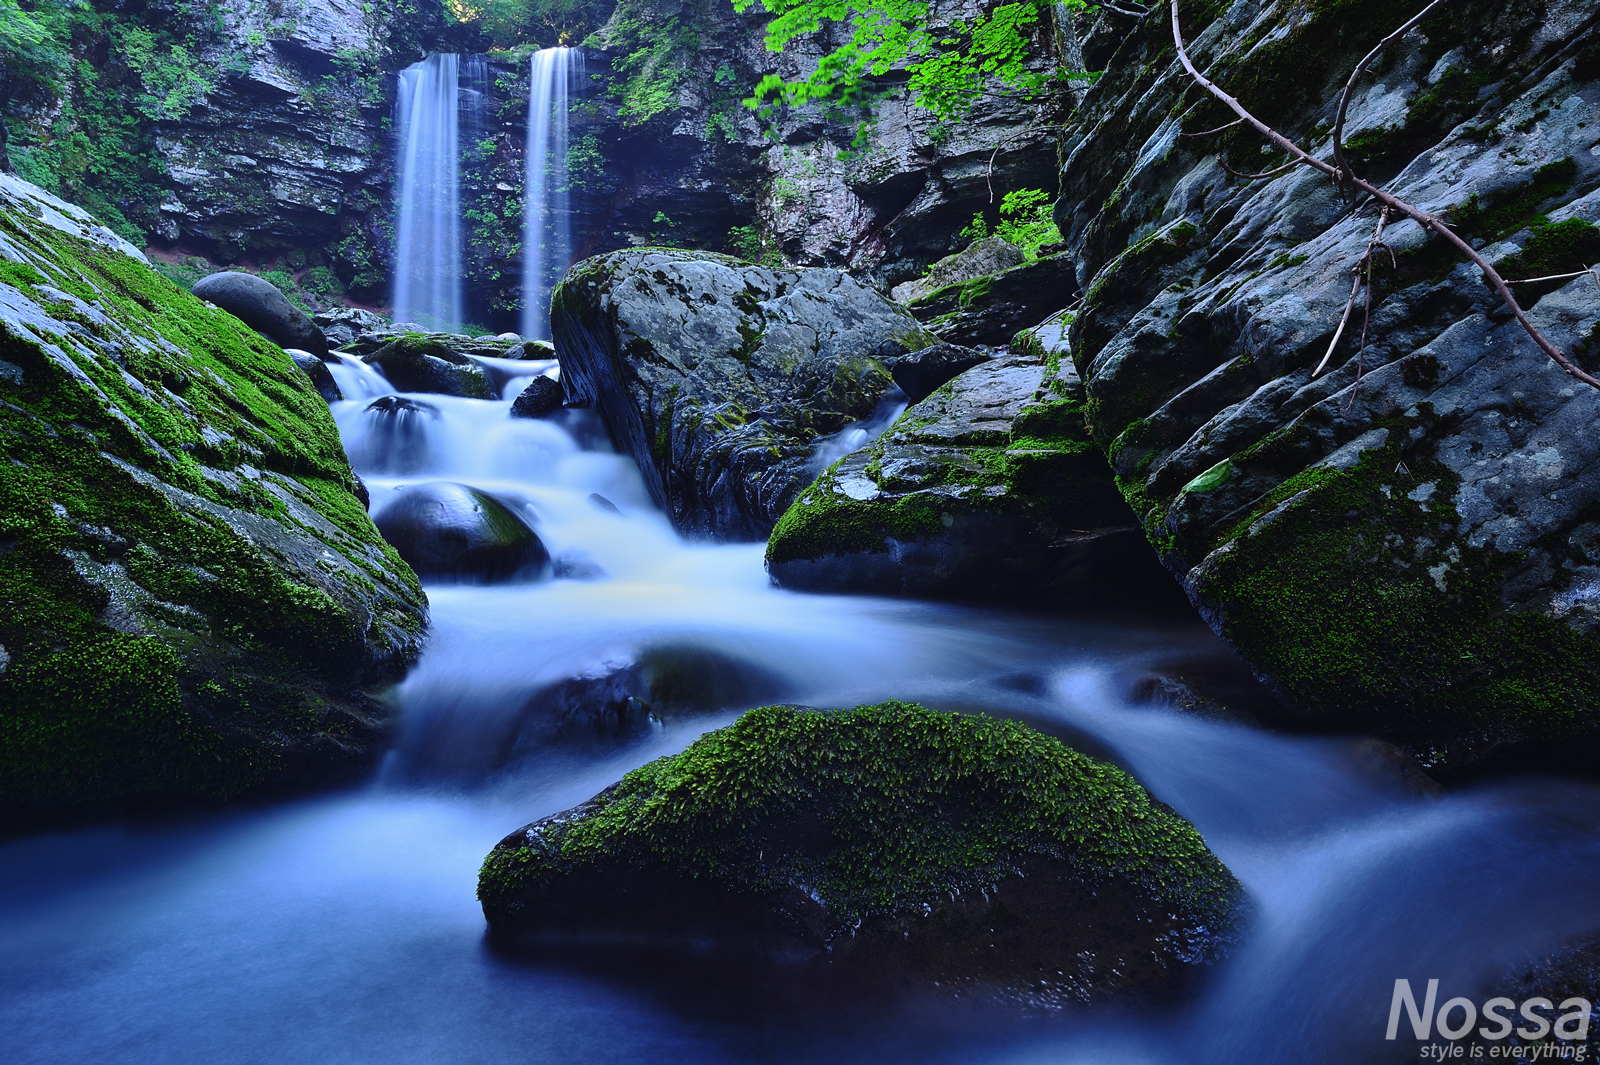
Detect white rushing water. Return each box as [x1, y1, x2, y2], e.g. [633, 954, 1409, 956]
[393, 54, 463, 331]
[521, 47, 585, 340]
[3, 369, 1598, 1065]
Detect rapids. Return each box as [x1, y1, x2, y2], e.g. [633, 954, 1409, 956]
[3, 369, 1597, 1065]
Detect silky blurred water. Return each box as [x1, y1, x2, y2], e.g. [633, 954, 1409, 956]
[4, 369, 1597, 1065]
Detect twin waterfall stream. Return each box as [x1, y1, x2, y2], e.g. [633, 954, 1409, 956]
[2, 47, 1598, 1065]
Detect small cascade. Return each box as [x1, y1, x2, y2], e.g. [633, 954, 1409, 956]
[520, 47, 586, 341]
[393, 54, 463, 332]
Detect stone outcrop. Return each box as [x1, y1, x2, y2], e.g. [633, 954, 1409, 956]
[478, 701, 1246, 1006]
[766, 347, 1179, 607]
[904, 252, 1080, 346]
[889, 236, 1025, 304]
[1058, 0, 1600, 771]
[552, 248, 936, 539]
[0, 172, 428, 815]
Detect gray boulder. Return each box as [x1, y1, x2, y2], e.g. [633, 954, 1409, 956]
[903, 252, 1079, 346]
[889, 235, 1025, 304]
[192, 271, 329, 357]
[313, 307, 389, 351]
[286, 348, 342, 402]
[767, 349, 1180, 608]
[372, 482, 548, 583]
[1058, 0, 1600, 771]
[553, 248, 938, 540]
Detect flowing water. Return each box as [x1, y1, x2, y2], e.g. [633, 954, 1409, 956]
[4, 367, 1599, 1064]
[521, 47, 585, 341]
[393, 54, 463, 331]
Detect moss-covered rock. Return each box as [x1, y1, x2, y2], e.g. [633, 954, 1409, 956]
[766, 346, 1180, 608]
[551, 248, 937, 540]
[0, 172, 428, 817]
[478, 701, 1246, 1005]
[904, 252, 1080, 346]
[1057, 0, 1600, 772]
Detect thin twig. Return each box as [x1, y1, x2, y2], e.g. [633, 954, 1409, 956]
[1505, 267, 1600, 289]
[1169, 0, 1600, 390]
[986, 121, 1063, 203]
[1331, 0, 1448, 194]
[1220, 157, 1300, 180]
[1314, 272, 1362, 377]
[1181, 118, 1243, 138]
[1100, 2, 1152, 18]
[1346, 206, 1392, 409]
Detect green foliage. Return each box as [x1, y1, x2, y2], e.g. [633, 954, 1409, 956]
[480, 701, 1243, 933]
[466, 0, 613, 49]
[731, 0, 1096, 123]
[726, 224, 782, 266]
[995, 187, 1062, 259]
[604, 13, 696, 126]
[958, 212, 990, 243]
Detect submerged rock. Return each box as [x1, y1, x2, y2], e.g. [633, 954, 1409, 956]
[192, 271, 329, 357]
[1059, 0, 1600, 771]
[552, 248, 937, 540]
[767, 349, 1179, 608]
[903, 252, 1079, 346]
[372, 482, 548, 584]
[479, 701, 1245, 1005]
[509, 375, 563, 419]
[0, 172, 427, 814]
[503, 644, 786, 753]
[363, 334, 494, 398]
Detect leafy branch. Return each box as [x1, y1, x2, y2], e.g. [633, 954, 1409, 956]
[1170, 0, 1600, 390]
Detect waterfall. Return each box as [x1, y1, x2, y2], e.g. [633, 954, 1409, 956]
[520, 47, 586, 341]
[393, 54, 463, 332]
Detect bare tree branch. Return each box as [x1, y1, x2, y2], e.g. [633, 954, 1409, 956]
[1330, 0, 1449, 193]
[1168, 0, 1600, 390]
[1181, 117, 1243, 137]
[1220, 157, 1300, 181]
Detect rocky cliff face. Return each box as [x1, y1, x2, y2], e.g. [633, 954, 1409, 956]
[0, 171, 428, 816]
[1058, 0, 1600, 771]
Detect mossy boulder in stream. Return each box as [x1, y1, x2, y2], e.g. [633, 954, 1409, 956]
[479, 701, 1245, 1006]
[0, 172, 428, 816]
[766, 345, 1180, 608]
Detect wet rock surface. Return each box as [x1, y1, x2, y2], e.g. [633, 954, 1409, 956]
[0, 172, 427, 814]
[287, 349, 343, 402]
[887, 342, 992, 405]
[1059, 0, 1600, 771]
[371, 481, 548, 584]
[479, 702, 1246, 1007]
[363, 334, 494, 398]
[192, 271, 330, 357]
[510, 375, 564, 419]
[767, 350, 1179, 608]
[905, 253, 1080, 346]
[553, 248, 936, 539]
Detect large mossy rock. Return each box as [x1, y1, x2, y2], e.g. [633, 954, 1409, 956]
[479, 701, 1245, 1005]
[363, 333, 494, 398]
[904, 253, 1079, 346]
[372, 482, 548, 584]
[552, 248, 937, 539]
[1059, 0, 1600, 772]
[191, 271, 329, 358]
[766, 346, 1177, 607]
[0, 173, 428, 815]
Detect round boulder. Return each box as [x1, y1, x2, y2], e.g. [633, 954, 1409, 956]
[192, 272, 328, 357]
[373, 482, 549, 583]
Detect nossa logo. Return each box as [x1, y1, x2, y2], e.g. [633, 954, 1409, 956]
[1387, 979, 1593, 1045]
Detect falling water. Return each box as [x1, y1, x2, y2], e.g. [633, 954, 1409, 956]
[520, 47, 586, 341]
[393, 54, 463, 332]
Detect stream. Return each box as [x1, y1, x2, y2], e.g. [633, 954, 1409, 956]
[3, 361, 1598, 1064]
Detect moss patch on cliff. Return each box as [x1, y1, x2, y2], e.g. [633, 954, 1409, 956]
[1194, 432, 1600, 761]
[479, 701, 1243, 932]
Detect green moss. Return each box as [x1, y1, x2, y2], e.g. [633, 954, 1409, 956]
[478, 701, 1243, 931]
[1196, 433, 1600, 758]
[0, 188, 425, 809]
[765, 459, 946, 564]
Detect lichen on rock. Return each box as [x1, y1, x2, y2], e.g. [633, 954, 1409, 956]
[478, 700, 1246, 1006]
[0, 172, 428, 815]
